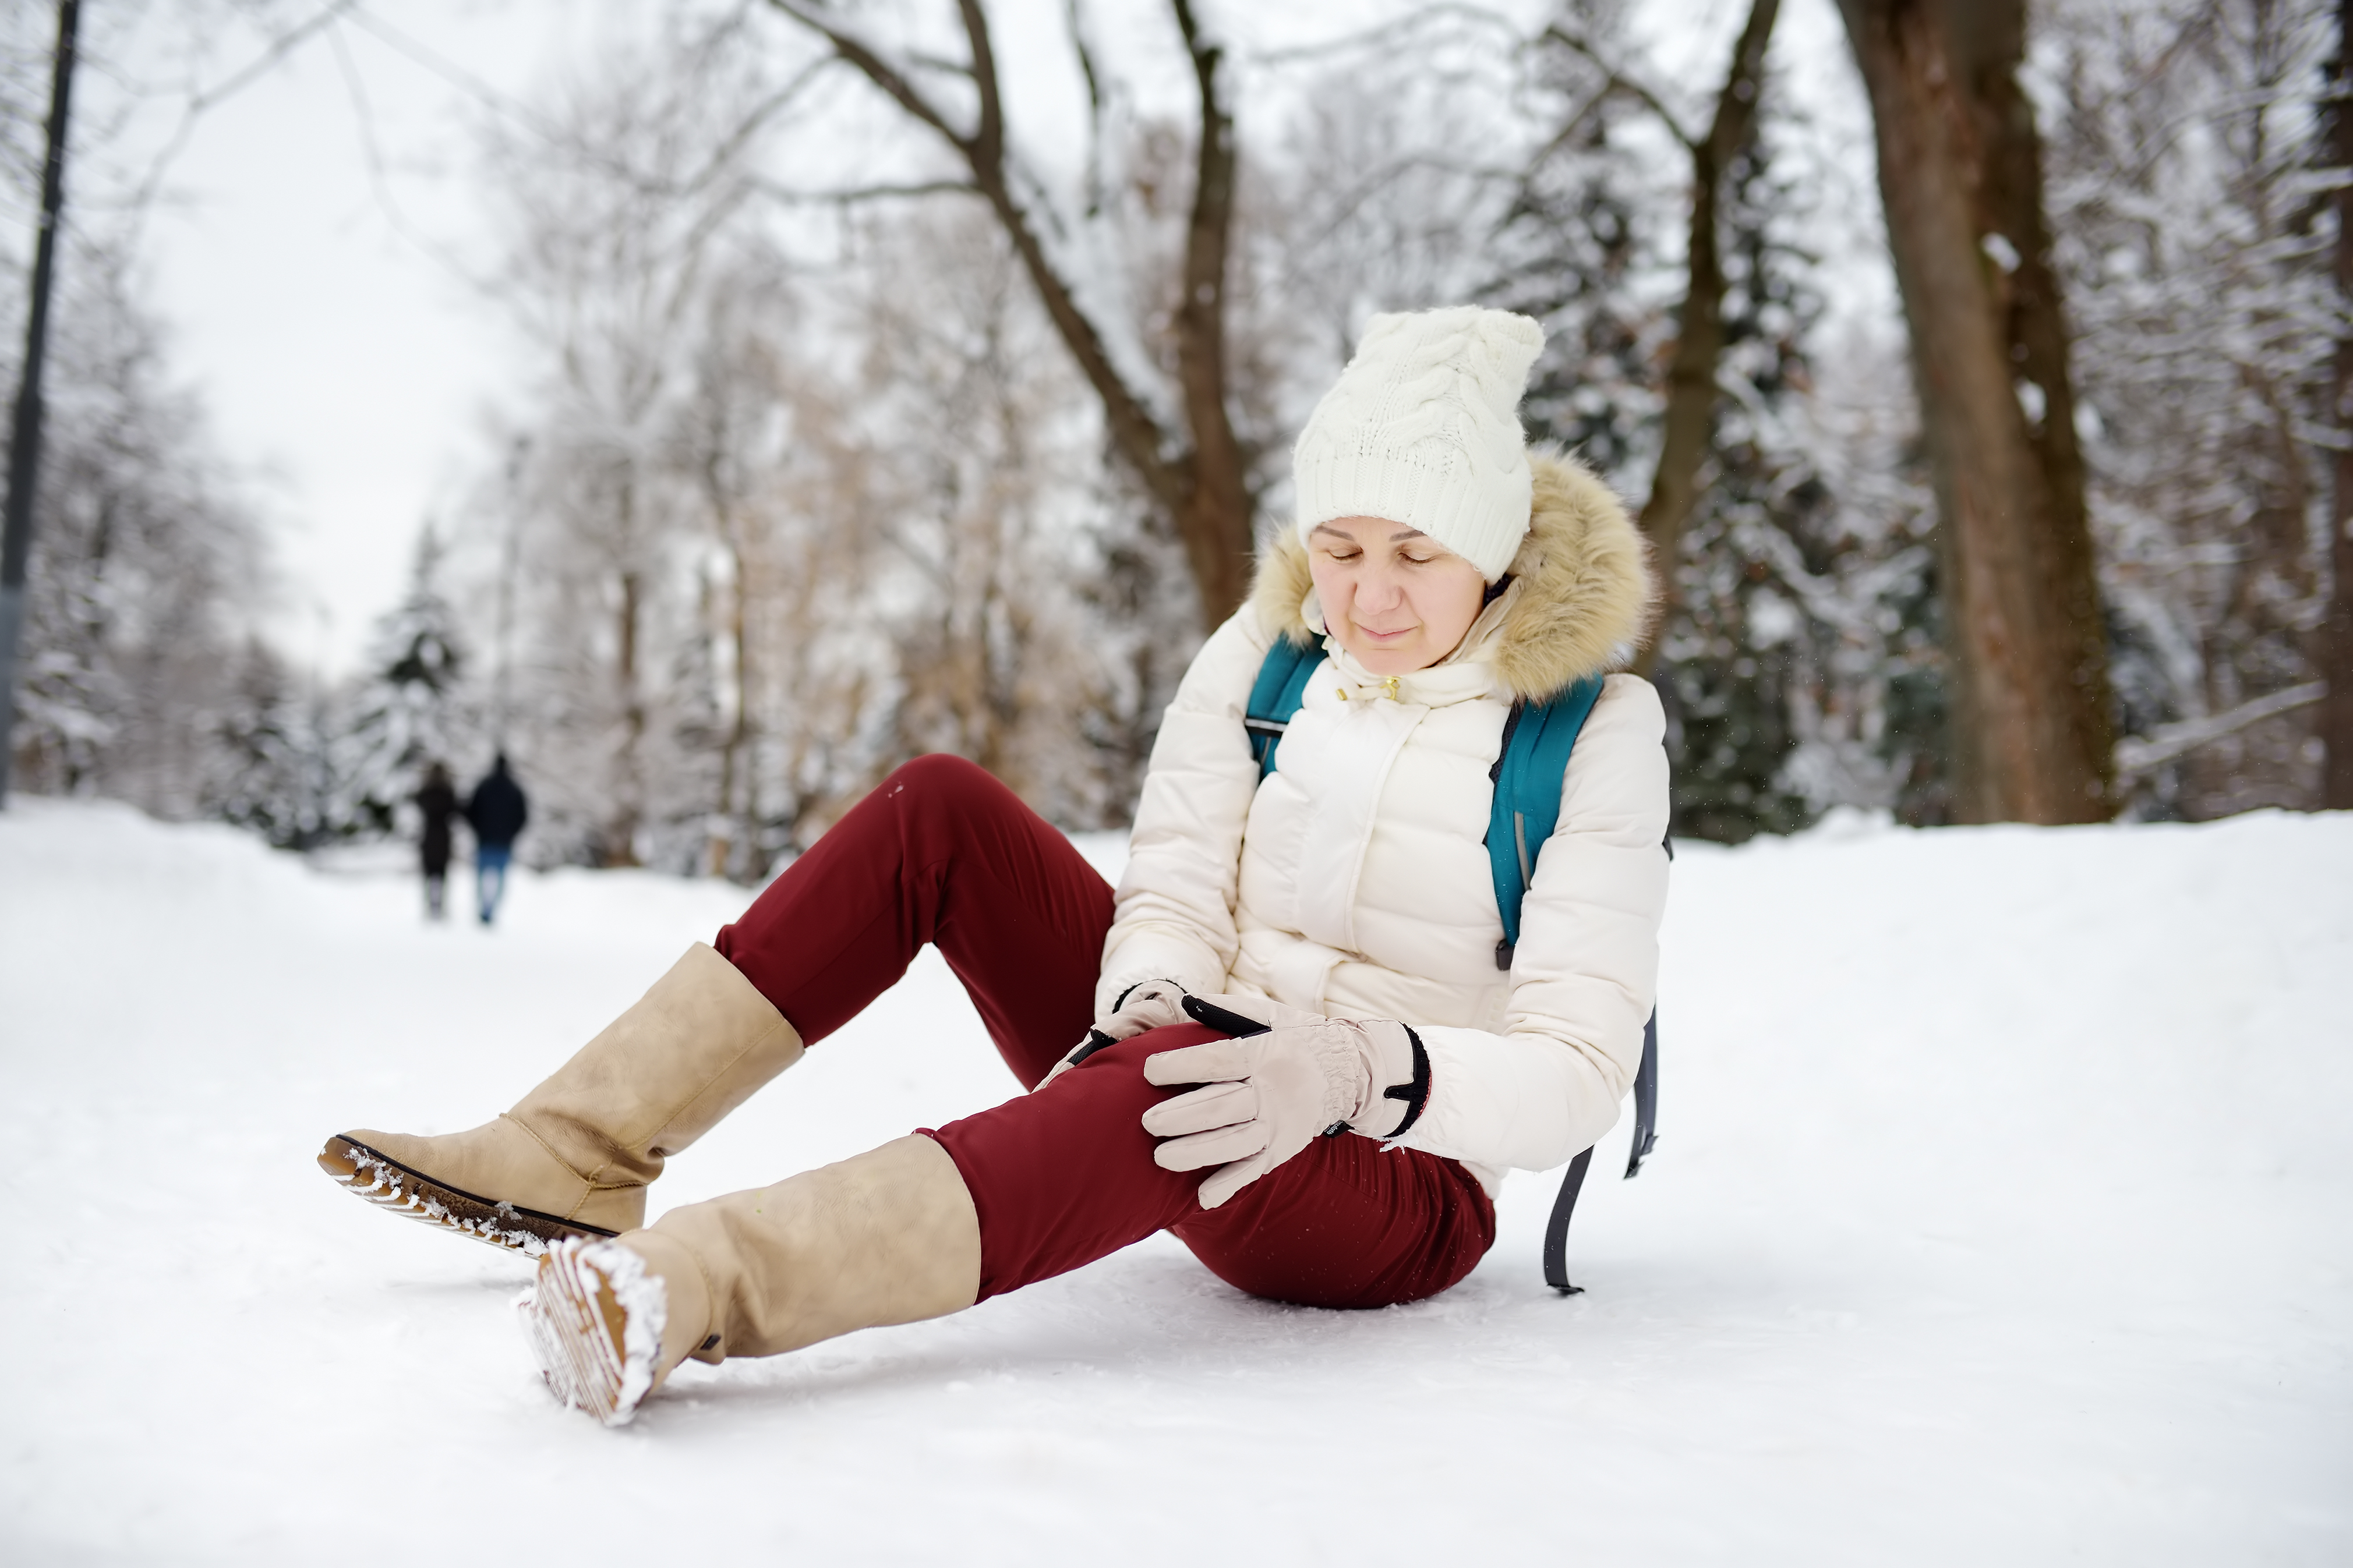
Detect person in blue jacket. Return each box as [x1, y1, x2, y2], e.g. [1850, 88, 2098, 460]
[463, 755, 529, 925]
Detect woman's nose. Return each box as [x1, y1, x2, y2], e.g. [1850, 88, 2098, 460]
[1359, 564, 1404, 608]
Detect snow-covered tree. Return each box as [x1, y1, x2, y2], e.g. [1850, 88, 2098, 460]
[327, 529, 474, 841]
[2, 242, 267, 819]
[207, 638, 329, 850]
[2044, 0, 2340, 819]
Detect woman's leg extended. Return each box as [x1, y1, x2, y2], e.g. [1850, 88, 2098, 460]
[524, 1022, 1494, 1421]
[323, 755, 1107, 1252]
[716, 753, 1114, 1087]
[920, 1025, 1496, 1310]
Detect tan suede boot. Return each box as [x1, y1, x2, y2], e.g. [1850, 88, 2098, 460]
[319, 943, 804, 1254]
[517, 1136, 983, 1425]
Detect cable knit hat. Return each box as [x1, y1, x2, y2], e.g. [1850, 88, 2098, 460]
[1292, 306, 1546, 582]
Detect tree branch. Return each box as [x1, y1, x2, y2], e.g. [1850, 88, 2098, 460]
[754, 177, 981, 205]
[126, 0, 363, 213]
[1251, 3, 1521, 68]
[1066, 0, 1110, 217]
[956, 0, 1005, 175]
[2114, 682, 2326, 776]
[764, 0, 1185, 520]
[766, 0, 973, 149]
[1539, 24, 1699, 149]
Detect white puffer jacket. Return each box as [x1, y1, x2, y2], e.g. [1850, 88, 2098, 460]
[1100, 451, 1669, 1195]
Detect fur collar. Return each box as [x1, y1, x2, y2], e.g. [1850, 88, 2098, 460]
[1248, 447, 1655, 703]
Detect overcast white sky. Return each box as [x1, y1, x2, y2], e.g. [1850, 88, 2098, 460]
[93, 0, 595, 678]
[20, 0, 1885, 679]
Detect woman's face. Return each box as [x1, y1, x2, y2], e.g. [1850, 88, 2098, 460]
[1306, 516, 1490, 676]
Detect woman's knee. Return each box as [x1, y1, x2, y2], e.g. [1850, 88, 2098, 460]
[880, 752, 1002, 811]
[870, 753, 1039, 845]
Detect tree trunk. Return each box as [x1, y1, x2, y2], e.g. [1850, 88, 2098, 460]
[0, 0, 79, 809]
[1948, 2, 2114, 813]
[2323, 0, 2353, 808]
[1170, 0, 1252, 625]
[1837, 0, 2116, 823]
[609, 445, 645, 869]
[711, 508, 752, 879]
[610, 564, 645, 866]
[1633, 0, 1780, 679]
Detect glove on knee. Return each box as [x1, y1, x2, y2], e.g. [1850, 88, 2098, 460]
[1140, 993, 1430, 1209]
[1036, 979, 1194, 1092]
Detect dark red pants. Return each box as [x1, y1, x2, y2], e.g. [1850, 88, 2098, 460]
[713, 754, 1495, 1309]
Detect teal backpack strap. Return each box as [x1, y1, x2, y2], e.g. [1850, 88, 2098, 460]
[1244, 637, 1323, 778]
[1486, 673, 1606, 968]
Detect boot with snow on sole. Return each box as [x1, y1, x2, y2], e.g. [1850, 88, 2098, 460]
[319, 942, 804, 1255]
[319, 1132, 621, 1255]
[518, 1235, 712, 1426]
[521, 1135, 982, 1424]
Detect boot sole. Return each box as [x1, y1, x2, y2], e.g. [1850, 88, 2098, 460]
[517, 1239, 662, 1427]
[317, 1134, 620, 1256]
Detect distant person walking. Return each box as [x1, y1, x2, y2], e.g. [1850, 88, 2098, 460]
[464, 754, 529, 926]
[415, 762, 460, 921]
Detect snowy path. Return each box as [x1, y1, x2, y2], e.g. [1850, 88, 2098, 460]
[2, 799, 2348, 1565]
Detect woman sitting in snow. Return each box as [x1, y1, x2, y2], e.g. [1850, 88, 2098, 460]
[320, 305, 1669, 1425]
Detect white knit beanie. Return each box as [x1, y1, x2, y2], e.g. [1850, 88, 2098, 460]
[1292, 306, 1546, 582]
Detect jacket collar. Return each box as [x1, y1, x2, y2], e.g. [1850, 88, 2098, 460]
[1250, 447, 1655, 704]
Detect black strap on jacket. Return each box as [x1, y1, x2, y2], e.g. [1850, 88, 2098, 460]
[1542, 1007, 1659, 1296]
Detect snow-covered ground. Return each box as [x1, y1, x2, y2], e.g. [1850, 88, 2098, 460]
[1, 798, 2347, 1565]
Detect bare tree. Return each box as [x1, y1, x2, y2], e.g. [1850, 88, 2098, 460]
[765, 0, 1250, 628]
[479, 29, 780, 866]
[1838, 0, 2118, 823]
[666, 259, 793, 875]
[842, 207, 1115, 814]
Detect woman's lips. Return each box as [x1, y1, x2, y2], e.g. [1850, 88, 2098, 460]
[1361, 624, 1415, 641]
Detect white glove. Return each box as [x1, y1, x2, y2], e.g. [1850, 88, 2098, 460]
[1140, 993, 1429, 1208]
[1035, 979, 1194, 1092]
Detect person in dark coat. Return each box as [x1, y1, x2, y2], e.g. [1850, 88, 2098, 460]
[416, 762, 460, 921]
[464, 754, 529, 926]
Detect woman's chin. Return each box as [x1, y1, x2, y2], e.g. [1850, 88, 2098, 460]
[1341, 632, 1429, 674]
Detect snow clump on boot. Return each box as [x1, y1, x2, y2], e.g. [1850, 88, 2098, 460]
[516, 1237, 668, 1427]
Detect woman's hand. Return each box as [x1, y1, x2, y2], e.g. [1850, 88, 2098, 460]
[1141, 994, 1429, 1208]
[1033, 979, 1194, 1092]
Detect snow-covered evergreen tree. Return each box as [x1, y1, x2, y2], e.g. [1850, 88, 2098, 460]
[327, 530, 475, 840]
[206, 638, 328, 849]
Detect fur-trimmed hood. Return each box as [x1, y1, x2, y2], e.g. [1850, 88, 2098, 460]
[1247, 447, 1655, 703]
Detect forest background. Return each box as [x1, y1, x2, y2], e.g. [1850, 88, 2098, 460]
[2, 0, 2345, 876]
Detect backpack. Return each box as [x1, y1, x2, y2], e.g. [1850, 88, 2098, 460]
[1244, 635, 1659, 1295]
